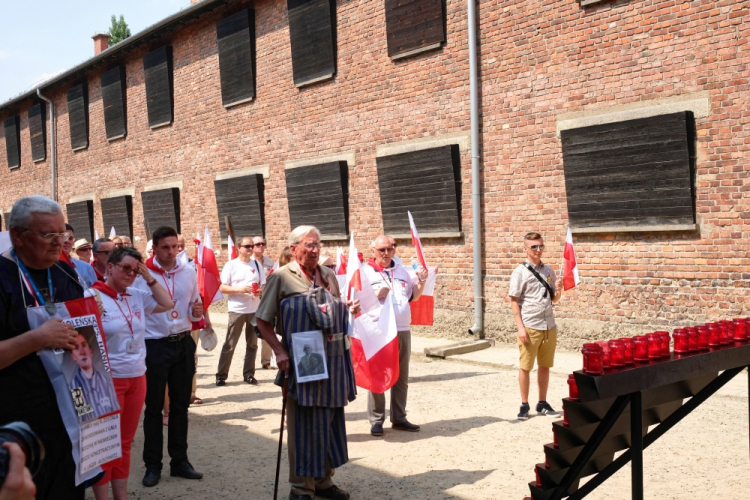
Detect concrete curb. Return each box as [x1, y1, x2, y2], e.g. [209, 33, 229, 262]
[424, 339, 493, 358]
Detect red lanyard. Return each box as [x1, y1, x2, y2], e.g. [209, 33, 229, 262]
[379, 269, 394, 290]
[160, 272, 176, 300]
[112, 295, 135, 339]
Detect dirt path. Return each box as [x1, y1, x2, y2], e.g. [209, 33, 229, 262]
[86, 335, 750, 500]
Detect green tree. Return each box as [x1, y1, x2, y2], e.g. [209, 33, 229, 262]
[107, 15, 131, 45]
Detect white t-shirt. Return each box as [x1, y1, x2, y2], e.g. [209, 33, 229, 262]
[86, 287, 158, 378]
[221, 258, 266, 314]
[363, 262, 417, 331]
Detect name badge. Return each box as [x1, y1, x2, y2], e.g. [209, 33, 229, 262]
[126, 340, 141, 354]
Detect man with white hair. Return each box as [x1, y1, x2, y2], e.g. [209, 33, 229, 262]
[255, 226, 360, 500]
[0, 195, 85, 499]
[363, 234, 428, 437]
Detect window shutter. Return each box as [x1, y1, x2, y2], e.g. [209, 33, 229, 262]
[3, 212, 9, 231]
[66, 200, 95, 243]
[141, 188, 181, 237]
[67, 83, 89, 151]
[385, 0, 445, 59]
[285, 161, 348, 237]
[214, 174, 265, 239]
[100, 66, 127, 140]
[4, 115, 20, 169]
[287, 0, 336, 87]
[561, 111, 695, 228]
[28, 102, 46, 162]
[143, 46, 174, 128]
[101, 196, 134, 240]
[217, 9, 256, 107]
[376, 145, 461, 234]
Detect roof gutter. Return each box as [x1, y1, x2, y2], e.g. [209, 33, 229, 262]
[36, 89, 56, 201]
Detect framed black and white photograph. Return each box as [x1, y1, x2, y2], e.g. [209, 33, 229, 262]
[291, 330, 328, 384]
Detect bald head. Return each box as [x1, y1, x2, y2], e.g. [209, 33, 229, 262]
[371, 234, 393, 268]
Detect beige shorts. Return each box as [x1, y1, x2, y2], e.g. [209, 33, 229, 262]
[518, 326, 557, 371]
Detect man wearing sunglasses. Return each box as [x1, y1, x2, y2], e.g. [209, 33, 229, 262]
[250, 236, 275, 368]
[91, 238, 114, 282]
[508, 232, 564, 421]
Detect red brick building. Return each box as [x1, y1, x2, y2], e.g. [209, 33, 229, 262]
[1, 0, 748, 335]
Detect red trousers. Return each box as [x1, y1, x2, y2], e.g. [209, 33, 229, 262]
[99, 375, 147, 482]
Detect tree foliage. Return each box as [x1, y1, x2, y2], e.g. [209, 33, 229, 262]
[107, 15, 131, 46]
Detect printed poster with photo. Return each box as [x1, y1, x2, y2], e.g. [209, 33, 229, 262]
[291, 330, 329, 384]
[28, 296, 122, 484]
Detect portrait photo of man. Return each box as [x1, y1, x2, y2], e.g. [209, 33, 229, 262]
[297, 344, 325, 377]
[68, 329, 118, 422]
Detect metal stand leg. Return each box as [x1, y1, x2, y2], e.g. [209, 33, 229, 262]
[630, 392, 643, 500]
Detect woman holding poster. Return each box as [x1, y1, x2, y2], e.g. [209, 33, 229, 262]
[86, 247, 174, 500]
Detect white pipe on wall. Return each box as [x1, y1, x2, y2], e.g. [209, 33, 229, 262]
[36, 89, 55, 201]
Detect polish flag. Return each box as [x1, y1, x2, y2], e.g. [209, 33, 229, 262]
[335, 246, 348, 295]
[563, 227, 580, 291]
[109, 227, 116, 238]
[410, 266, 438, 326]
[195, 226, 223, 307]
[408, 211, 428, 270]
[346, 233, 400, 393]
[227, 234, 238, 260]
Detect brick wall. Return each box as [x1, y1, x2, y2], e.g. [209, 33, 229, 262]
[0, 0, 748, 330]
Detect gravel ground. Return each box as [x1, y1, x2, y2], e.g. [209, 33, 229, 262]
[86, 331, 750, 500]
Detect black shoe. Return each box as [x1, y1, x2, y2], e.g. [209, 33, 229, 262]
[518, 403, 531, 420]
[216, 379, 226, 386]
[244, 376, 259, 385]
[315, 485, 351, 500]
[536, 401, 560, 417]
[371, 423, 384, 437]
[288, 493, 313, 500]
[392, 420, 420, 432]
[142, 466, 161, 487]
[170, 461, 203, 480]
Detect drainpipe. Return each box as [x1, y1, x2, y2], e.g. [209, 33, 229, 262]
[36, 89, 56, 201]
[467, 0, 483, 338]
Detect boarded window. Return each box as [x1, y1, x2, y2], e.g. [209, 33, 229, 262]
[217, 9, 256, 107]
[561, 111, 696, 229]
[286, 162, 348, 237]
[101, 196, 134, 240]
[2, 212, 9, 231]
[141, 188, 180, 237]
[4, 115, 20, 169]
[101, 66, 127, 140]
[214, 174, 265, 239]
[385, 0, 445, 59]
[67, 83, 88, 151]
[287, 0, 336, 87]
[28, 103, 46, 162]
[376, 145, 461, 234]
[143, 46, 174, 128]
[66, 200, 95, 243]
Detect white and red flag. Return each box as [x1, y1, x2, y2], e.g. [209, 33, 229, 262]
[563, 227, 580, 291]
[407, 212, 437, 326]
[227, 234, 238, 260]
[345, 233, 400, 393]
[408, 211, 428, 270]
[195, 226, 223, 307]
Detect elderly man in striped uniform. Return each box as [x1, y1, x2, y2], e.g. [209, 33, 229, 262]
[256, 226, 359, 500]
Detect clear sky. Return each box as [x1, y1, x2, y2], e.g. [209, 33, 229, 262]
[0, 0, 190, 104]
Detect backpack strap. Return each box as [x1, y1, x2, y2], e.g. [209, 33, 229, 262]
[523, 263, 554, 299]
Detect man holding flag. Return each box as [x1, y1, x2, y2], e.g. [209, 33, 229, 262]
[363, 234, 428, 436]
[508, 232, 564, 421]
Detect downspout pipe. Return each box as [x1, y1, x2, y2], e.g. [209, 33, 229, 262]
[467, 0, 483, 338]
[36, 89, 55, 201]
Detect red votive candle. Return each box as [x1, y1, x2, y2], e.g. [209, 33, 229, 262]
[656, 331, 670, 357]
[719, 321, 731, 345]
[563, 406, 569, 427]
[608, 339, 625, 367]
[707, 323, 721, 347]
[536, 464, 543, 487]
[595, 341, 611, 370]
[619, 337, 634, 365]
[647, 333, 662, 359]
[567, 374, 580, 401]
[696, 325, 710, 350]
[685, 327, 699, 352]
[582, 343, 604, 375]
[553, 426, 559, 449]
[733, 318, 747, 341]
[633, 335, 649, 362]
[673, 329, 689, 353]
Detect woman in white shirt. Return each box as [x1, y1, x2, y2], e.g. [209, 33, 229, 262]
[88, 247, 174, 500]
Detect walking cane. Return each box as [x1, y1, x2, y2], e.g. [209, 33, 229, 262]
[273, 379, 288, 500]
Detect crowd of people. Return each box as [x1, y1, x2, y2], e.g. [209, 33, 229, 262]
[0, 195, 565, 500]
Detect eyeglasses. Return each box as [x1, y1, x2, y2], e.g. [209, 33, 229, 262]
[240, 244, 254, 249]
[20, 229, 72, 242]
[374, 247, 395, 253]
[296, 243, 320, 251]
[94, 250, 111, 256]
[114, 243, 124, 249]
[66, 236, 76, 242]
[115, 263, 138, 275]
[77, 247, 92, 252]
[527, 244, 545, 251]
[254, 242, 265, 247]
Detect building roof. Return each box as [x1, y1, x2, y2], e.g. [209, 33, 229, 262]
[0, 0, 232, 116]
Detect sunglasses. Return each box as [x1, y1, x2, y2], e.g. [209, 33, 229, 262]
[94, 250, 111, 256]
[527, 244, 545, 251]
[374, 247, 395, 253]
[115, 263, 138, 275]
